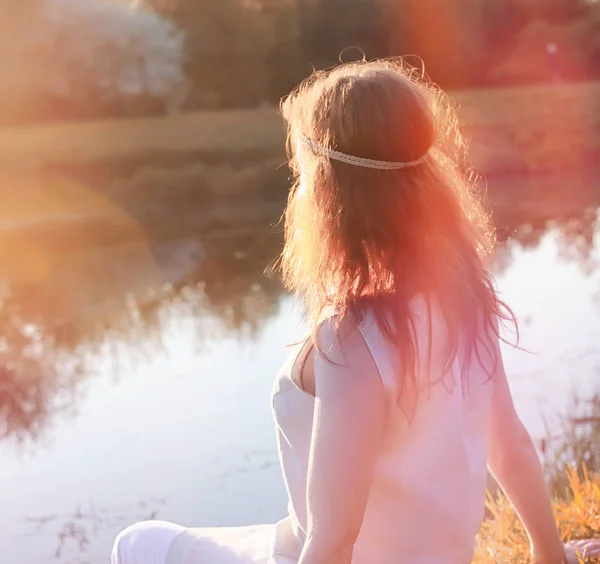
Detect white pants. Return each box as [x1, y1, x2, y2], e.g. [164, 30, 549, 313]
[112, 521, 185, 564]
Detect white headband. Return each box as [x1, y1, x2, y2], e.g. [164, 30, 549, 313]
[299, 134, 428, 171]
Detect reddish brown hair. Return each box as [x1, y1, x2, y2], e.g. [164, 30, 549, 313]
[280, 59, 514, 398]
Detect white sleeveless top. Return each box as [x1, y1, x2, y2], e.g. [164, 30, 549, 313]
[167, 295, 494, 564]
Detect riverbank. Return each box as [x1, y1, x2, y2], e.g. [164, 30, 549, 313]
[0, 83, 599, 288]
[0, 82, 598, 174]
[0, 82, 598, 257]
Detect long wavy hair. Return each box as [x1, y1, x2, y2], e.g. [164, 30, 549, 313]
[280, 59, 515, 400]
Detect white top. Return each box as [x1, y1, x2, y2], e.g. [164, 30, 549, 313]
[271, 295, 493, 563]
[166, 295, 494, 564]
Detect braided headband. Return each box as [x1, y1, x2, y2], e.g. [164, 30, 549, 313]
[299, 134, 428, 171]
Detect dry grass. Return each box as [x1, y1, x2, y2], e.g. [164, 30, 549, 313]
[455, 82, 600, 174]
[477, 401, 600, 563]
[475, 466, 600, 563]
[0, 82, 598, 173]
[0, 106, 285, 166]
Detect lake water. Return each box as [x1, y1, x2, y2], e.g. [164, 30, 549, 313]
[0, 182, 599, 564]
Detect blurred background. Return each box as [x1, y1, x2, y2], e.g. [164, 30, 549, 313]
[0, 0, 598, 562]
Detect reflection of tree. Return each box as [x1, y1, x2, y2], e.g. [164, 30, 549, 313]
[1, 187, 598, 444]
[0, 300, 83, 443]
[0, 220, 286, 443]
[554, 209, 599, 275]
[492, 207, 599, 275]
[0, 364, 58, 442]
[166, 230, 285, 334]
[95, 228, 287, 348]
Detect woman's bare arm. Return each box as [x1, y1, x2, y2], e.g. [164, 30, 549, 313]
[487, 341, 566, 564]
[298, 318, 386, 564]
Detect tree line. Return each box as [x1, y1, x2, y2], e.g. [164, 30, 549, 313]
[143, 0, 600, 109]
[0, 0, 599, 123]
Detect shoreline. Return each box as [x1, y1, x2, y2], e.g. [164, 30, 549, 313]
[0, 82, 597, 175]
[0, 170, 596, 257]
[0, 82, 598, 281]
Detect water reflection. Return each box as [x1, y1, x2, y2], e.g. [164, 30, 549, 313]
[0, 201, 599, 446]
[0, 300, 83, 443]
[0, 229, 286, 447]
[494, 207, 599, 278]
[0, 183, 599, 562]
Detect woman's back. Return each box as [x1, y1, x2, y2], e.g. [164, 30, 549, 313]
[111, 59, 600, 564]
[273, 295, 494, 563]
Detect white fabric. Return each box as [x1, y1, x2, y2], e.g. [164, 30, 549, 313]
[166, 524, 277, 564]
[112, 521, 185, 564]
[113, 296, 494, 563]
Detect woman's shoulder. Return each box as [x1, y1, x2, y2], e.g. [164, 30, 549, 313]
[356, 292, 434, 332]
[307, 316, 386, 399]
